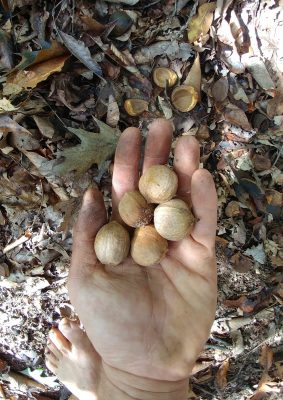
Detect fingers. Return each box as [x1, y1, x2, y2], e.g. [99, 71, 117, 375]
[112, 127, 141, 218]
[173, 136, 200, 203]
[142, 119, 173, 173]
[71, 188, 107, 275]
[190, 169, 217, 249]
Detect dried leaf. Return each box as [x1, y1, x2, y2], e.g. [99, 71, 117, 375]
[211, 77, 229, 102]
[230, 252, 253, 273]
[223, 104, 252, 131]
[183, 54, 201, 98]
[106, 94, 120, 127]
[134, 41, 193, 64]
[0, 97, 18, 113]
[187, 2, 216, 43]
[26, 120, 120, 178]
[17, 40, 68, 69]
[216, 359, 230, 390]
[59, 31, 103, 78]
[259, 345, 273, 372]
[33, 115, 55, 138]
[244, 244, 266, 265]
[244, 55, 275, 91]
[0, 29, 13, 69]
[104, 0, 139, 4]
[0, 115, 40, 150]
[4, 55, 69, 95]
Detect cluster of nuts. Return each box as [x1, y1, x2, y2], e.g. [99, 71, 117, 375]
[94, 165, 195, 267]
[124, 67, 199, 116]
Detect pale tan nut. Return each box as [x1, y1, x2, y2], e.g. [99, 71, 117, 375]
[154, 199, 195, 241]
[131, 225, 168, 267]
[139, 165, 178, 204]
[124, 99, 148, 116]
[118, 190, 154, 228]
[94, 221, 130, 266]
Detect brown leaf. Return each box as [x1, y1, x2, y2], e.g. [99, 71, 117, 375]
[223, 104, 252, 130]
[259, 345, 273, 372]
[224, 288, 273, 314]
[211, 77, 229, 102]
[0, 115, 40, 151]
[216, 359, 230, 390]
[183, 54, 201, 98]
[230, 252, 253, 273]
[266, 94, 283, 117]
[252, 154, 272, 172]
[187, 2, 216, 43]
[4, 55, 69, 95]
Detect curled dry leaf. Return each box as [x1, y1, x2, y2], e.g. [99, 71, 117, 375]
[106, 94, 120, 127]
[59, 31, 103, 78]
[211, 77, 229, 102]
[3, 55, 69, 95]
[259, 345, 273, 372]
[134, 41, 193, 64]
[0, 98, 18, 113]
[187, 2, 216, 43]
[17, 40, 68, 69]
[223, 104, 252, 131]
[0, 115, 40, 150]
[244, 55, 275, 91]
[183, 53, 201, 98]
[215, 359, 230, 390]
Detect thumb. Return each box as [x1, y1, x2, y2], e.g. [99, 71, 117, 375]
[71, 187, 107, 277]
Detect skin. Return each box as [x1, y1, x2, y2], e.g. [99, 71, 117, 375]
[46, 119, 217, 399]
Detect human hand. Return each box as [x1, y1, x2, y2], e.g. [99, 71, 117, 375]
[68, 119, 217, 399]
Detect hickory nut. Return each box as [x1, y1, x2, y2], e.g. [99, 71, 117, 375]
[118, 190, 154, 228]
[94, 221, 130, 266]
[131, 225, 168, 267]
[139, 165, 178, 204]
[154, 199, 195, 241]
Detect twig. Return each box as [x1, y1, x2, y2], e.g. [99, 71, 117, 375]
[3, 231, 32, 254]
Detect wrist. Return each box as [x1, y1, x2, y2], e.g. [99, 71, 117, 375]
[97, 361, 189, 400]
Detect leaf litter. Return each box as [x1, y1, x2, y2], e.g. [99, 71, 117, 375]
[0, 0, 282, 399]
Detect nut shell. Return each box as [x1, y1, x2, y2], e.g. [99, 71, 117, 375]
[131, 225, 168, 267]
[94, 221, 130, 266]
[124, 99, 148, 116]
[118, 191, 154, 227]
[139, 165, 178, 204]
[109, 11, 133, 37]
[154, 199, 195, 241]
[153, 67, 178, 88]
[171, 85, 198, 112]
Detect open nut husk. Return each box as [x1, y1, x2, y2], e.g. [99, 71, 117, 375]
[171, 85, 198, 112]
[153, 67, 178, 88]
[124, 99, 149, 116]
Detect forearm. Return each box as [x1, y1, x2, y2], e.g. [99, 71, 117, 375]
[97, 362, 189, 400]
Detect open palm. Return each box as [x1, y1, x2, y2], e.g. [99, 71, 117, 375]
[68, 119, 217, 383]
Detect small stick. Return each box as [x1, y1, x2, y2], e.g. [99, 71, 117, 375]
[3, 231, 32, 254]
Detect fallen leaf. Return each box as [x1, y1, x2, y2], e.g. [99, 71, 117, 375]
[230, 252, 253, 273]
[4, 55, 69, 95]
[183, 54, 201, 98]
[25, 119, 120, 178]
[244, 244, 266, 265]
[223, 104, 252, 131]
[33, 115, 55, 138]
[0, 97, 18, 113]
[59, 31, 103, 78]
[266, 94, 283, 117]
[0, 29, 13, 69]
[17, 40, 68, 69]
[225, 288, 273, 314]
[215, 359, 230, 390]
[211, 77, 229, 102]
[104, 0, 140, 4]
[106, 94, 120, 127]
[187, 2, 216, 43]
[252, 154, 272, 172]
[134, 41, 193, 64]
[0, 115, 40, 150]
[259, 345, 273, 372]
[244, 55, 275, 91]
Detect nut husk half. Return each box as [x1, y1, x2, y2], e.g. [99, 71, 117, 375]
[94, 221, 130, 266]
[171, 85, 198, 112]
[131, 225, 168, 267]
[153, 67, 178, 88]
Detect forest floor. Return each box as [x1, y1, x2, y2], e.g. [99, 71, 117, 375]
[0, 0, 282, 399]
